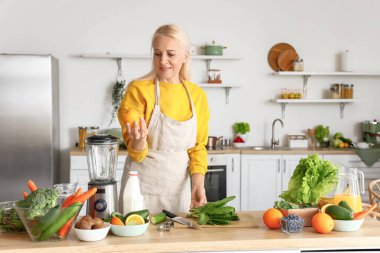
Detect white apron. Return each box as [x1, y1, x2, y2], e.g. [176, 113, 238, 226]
[119, 79, 197, 214]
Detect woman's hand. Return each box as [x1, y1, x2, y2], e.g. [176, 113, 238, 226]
[126, 117, 149, 151]
[190, 173, 207, 208]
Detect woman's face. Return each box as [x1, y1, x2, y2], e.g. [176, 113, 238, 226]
[153, 35, 188, 83]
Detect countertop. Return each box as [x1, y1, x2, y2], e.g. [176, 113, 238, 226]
[1, 212, 379, 253]
[70, 147, 355, 156]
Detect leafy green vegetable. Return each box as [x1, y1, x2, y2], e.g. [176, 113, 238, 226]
[188, 196, 239, 225]
[279, 154, 338, 206]
[233, 122, 250, 134]
[315, 125, 330, 143]
[274, 200, 300, 210]
[333, 132, 343, 139]
[17, 188, 59, 219]
[0, 207, 25, 232]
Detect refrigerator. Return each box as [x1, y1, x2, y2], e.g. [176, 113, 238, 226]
[0, 54, 60, 202]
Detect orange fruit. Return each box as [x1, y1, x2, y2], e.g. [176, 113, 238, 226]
[344, 142, 349, 148]
[125, 109, 142, 126]
[312, 212, 334, 234]
[111, 216, 124, 226]
[339, 142, 345, 149]
[263, 208, 283, 229]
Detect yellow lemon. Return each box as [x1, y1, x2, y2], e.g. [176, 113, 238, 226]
[125, 214, 145, 225]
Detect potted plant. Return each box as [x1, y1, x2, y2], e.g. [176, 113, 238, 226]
[233, 122, 250, 145]
[315, 125, 330, 147]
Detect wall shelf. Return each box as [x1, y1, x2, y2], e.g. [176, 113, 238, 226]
[82, 53, 243, 105]
[271, 98, 355, 119]
[199, 83, 242, 104]
[273, 71, 380, 98]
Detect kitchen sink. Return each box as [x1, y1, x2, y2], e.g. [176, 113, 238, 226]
[242, 146, 292, 150]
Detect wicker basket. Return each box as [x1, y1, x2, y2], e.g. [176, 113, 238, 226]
[366, 179, 380, 220]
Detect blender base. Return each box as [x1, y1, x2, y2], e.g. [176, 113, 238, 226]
[87, 180, 118, 219]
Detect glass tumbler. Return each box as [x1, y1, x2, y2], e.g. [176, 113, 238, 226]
[54, 183, 78, 206]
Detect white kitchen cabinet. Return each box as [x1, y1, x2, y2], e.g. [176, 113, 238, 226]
[70, 155, 127, 215]
[241, 155, 307, 211]
[324, 155, 380, 204]
[226, 154, 241, 211]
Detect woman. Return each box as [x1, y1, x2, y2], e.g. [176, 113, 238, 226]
[118, 24, 210, 214]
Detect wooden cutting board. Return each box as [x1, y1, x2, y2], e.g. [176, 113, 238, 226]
[267, 43, 296, 71]
[171, 212, 261, 229]
[277, 49, 299, 71]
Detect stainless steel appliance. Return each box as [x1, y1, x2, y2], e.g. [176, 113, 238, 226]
[86, 134, 119, 219]
[362, 119, 380, 145]
[205, 155, 227, 202]
[0, 54, 59, 202]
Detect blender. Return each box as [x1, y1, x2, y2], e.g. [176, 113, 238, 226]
[85, 134, 119, 219]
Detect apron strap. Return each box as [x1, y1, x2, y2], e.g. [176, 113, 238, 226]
[155, 78, 160, 105]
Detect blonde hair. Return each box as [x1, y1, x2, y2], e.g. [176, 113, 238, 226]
[138, 24, 191, 82]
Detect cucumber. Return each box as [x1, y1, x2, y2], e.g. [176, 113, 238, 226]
[151, 212, 166, 225]
[38, 202, 82, 241]
[124, 209, 150, 220]
[338, 200, 354, 213]
[325, 205, 354, 220]
[31, 205, 61, 236]
[339, 136, 353, 145]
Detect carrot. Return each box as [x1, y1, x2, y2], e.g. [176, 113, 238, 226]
[354, 204, 377, 220]
[64, 188, 97, 207]
[61, 187, 82, 207]
[23, 192, 28, 199]
[57, 216, 75, 238]
[74, 187, 83, 197]
[27, 180, 38, 192]
[62, 195, 74, 207]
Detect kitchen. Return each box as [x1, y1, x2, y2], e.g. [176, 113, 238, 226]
[1, 0, 380, 252]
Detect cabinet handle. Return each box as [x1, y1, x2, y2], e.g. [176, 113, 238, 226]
[232, 158, 234, 172]
[278, 160, 280, 173]
[283, 160, 286, 173]
[207, 169, 225, 173]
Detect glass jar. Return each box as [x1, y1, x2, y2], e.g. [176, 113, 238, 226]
[342, 84, 350, 98]
[348, 84, 354, 99]
[329, 87, 340, 99]
[88, 126, 99, 136]
[281, 88, 289, 99]
[292, 59, 304, 71]
[78, 127, 87, 149]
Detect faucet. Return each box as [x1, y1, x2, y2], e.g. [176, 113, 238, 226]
[271, 118, 284, 149]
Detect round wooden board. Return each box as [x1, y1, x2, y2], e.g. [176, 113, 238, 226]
[267, 43, 296, 71]
[277, 49, 299, 71]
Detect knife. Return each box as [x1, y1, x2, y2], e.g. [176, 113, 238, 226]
[162, 209, 200, 229]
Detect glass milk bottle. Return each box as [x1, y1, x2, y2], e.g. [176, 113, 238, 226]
[123, 170, 144, 214]
[333, 167, 365, 213]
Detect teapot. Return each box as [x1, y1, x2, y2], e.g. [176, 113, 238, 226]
[333, 167, 365, 213]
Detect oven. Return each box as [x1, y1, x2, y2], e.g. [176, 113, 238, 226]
[205, 155, 227, 202]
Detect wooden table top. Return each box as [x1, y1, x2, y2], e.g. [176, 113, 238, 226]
[1, 212, 379, 253]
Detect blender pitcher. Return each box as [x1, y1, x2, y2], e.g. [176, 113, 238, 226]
[333, 167, 365, 213]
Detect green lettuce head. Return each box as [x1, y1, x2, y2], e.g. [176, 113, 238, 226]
[279, 153, 338, 206]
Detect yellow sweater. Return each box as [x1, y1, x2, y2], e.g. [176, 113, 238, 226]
[118, 79, 210, 175]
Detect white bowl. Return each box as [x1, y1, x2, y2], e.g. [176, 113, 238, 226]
[111, 220, 150, 237]
[333, 219, 364, 232]
[356, 142, 373, 149]
[74, 222, 111, 241]
[233, 142, 246, 148]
